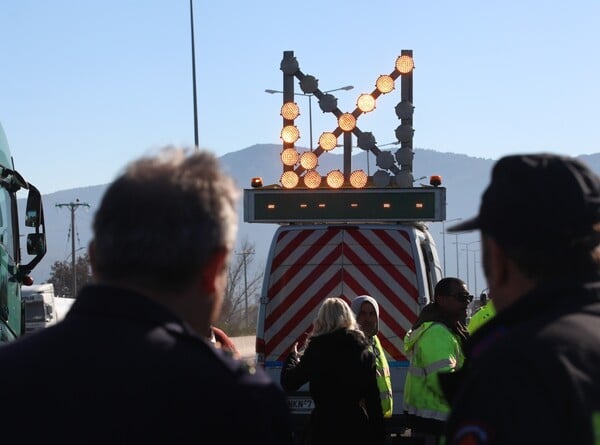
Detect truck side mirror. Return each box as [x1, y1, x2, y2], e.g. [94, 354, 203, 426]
[27, 233, 46, 256]
[19, 183, 47, 281]
[25, 185, 42, 228]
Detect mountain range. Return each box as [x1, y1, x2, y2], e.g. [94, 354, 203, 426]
[21, 144, 600, 297]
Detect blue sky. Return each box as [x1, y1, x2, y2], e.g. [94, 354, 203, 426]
[1, 0, 599, 194]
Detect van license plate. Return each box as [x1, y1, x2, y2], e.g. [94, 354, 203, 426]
[288, 397, 314, 412]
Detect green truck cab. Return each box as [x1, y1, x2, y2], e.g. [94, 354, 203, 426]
[0, 121, 47, 341]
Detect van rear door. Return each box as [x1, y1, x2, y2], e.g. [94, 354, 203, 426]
[257, 224, 432, 393]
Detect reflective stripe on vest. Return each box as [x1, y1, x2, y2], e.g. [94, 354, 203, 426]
[374, 336, 393, 418]
[407, 357, 455, 377]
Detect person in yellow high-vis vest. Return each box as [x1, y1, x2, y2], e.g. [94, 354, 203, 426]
[467, 292, 496, 334]
[351, 295, 393, 419]
[403, 277, 470, 445]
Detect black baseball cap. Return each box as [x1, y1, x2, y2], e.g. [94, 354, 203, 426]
[448, 153, 600, 247]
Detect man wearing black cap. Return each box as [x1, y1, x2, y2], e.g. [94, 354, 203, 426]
[443, 153, 600, 445]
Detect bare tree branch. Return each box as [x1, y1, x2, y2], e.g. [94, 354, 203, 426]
[217, 238, 263, 335]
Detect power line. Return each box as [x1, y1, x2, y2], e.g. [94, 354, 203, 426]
[56, 199, 90, 297]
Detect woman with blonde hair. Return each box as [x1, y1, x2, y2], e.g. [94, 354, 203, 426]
[281, 297, 385, 445]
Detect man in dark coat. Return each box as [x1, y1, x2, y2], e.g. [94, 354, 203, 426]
[0, 148, 292, 444]
[444, 154, 600, 445]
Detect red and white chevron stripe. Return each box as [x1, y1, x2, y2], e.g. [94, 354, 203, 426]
[263, 226, 420, 363]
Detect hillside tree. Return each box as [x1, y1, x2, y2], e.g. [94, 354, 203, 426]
[48, 253, 93, 298]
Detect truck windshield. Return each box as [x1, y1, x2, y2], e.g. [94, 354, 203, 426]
[25, 301, 45, 322]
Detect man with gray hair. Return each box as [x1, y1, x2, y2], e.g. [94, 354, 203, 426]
[0, 147, 292, 444]
[444, 153, 600, 445]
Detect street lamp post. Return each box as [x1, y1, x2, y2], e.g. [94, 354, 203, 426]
[441, 218, 462, 276]
[457, 240, 480, 290]
[472, 250, 480, 295]
[189, 0, 199, 149]
[265, 85, 354, 150]
[464, 246, 470, 289]
[453, 234, 461, 277]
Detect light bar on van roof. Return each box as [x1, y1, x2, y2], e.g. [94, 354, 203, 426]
[270, 50, 415, 190]
[243, 187, 446, 223]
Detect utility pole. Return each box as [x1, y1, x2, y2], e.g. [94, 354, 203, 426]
[56, 199, 90, 298]
[236, 249, 255, 328]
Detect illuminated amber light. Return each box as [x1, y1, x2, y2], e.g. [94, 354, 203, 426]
[267, 204, 275, 209]
[351, 203, 358, 208]
[430, 175, 442, 187]
[319, 132, 337, 151]
[349, 170, 368, 189]
[300, 151, 318, 170]
[281, 148, 299, 166]
[303, 170, 322, 189]
[338, 113, 356, 132]
[318, 203, 326, 208]
[280, 102, 300, 120]
[300, 203, 308, 208]
[280, 171, 299, 189]
[376, 75, 394, 94]
[326, 170, 345, 189]
[357, 94, 376, 113]
[395, 55, 414, 74]
[281, 125, 300, 143]
[416, 202, 424, 208]
[383, 203, 391, 208]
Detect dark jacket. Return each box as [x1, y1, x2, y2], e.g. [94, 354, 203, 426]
[0, 285, 292, 444]
[444, 279, 600, 445]
[281, 328, 385, 445]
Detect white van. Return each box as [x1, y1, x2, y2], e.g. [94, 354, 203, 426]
[254, 223, 443, 434]
[21, 283, 57, 334]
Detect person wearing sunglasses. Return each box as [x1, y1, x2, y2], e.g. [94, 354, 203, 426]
[403, 277, 471, 444]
